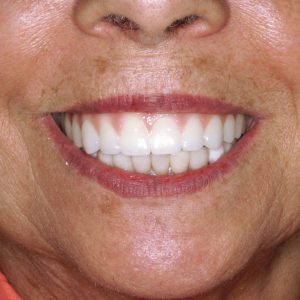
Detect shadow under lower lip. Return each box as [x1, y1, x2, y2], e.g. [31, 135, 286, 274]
[43, 115, 260, 198]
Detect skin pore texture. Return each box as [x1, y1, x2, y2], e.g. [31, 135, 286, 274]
[0, 0, 300, 299]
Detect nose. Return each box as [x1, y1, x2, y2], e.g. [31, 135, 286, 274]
[75, 0, 228, 42]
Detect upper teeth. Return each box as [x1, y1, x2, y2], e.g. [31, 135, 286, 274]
[61, 113, 248, 175]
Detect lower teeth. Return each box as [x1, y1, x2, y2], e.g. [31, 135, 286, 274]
[85, 143, 234, 176]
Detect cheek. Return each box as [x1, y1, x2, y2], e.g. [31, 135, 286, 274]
[0, 114, 42, 246]
[230, 0, 300, 99]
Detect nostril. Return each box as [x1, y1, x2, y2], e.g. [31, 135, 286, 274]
[167, 15, 200, 32]
[102, 14, 139, 31]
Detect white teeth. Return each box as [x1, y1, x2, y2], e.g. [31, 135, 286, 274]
[98, 153, 114, 167]
[64, 114, 73, 140]
[113, 154, 133, 172]
[98, 115, 120, 155]
[72, 114, 83, 148]
[120, 114, 150, 156]
[82, 117, 101, 154]
[209, 146, 225, 163]
[182, 115, 204, 151]
[170, 151, 190, 174]
[151, 155, 170, 175]
[235, 114, 246, 139]
[204, 116, 223, 150]
[150, 116, 181, 155]
[189, 148, 209, 170]
[132, 156, 151, 174]
[223, 115, 235, 143]
[224, 142, 233, 153]
[62, 112, 249, 175]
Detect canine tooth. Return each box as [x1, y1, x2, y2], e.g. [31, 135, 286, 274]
[235, 114, 246, 139]
[204, 116, 223, 150]
[82, 117, 101, 154]
[132, 156, 151, 174]
[150, 116, 181, 155]
[64, 114, 73, 140]
[120, 114, 150, 156]
[98, 153, 114, 167]
[189, 148, 209, 170]
[170, 151, 190, 174]
[98, 115, 120, 155]
[151, 155, 170, 175]
[113, 154, 133, 172]
[182, 115, 204, 151]
[223, 115, 235, 143]
[209, 146, 225, 163]
[72, 114, 83, 148]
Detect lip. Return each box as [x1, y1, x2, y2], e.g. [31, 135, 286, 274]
[68, 94, 262, 116]
[42, 94, 262, 198]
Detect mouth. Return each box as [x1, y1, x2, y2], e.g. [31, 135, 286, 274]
[45, 94, 260, 198]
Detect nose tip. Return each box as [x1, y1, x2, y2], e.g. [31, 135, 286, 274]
[75, 0, 228, 42]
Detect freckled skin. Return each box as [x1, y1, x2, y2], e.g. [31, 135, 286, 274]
[0, 1, 300, 299]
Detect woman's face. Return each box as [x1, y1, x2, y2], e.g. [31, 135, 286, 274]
[0, 0, 300, 298]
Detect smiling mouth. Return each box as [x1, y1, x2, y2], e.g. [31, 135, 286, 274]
[47, 94, 259, 198]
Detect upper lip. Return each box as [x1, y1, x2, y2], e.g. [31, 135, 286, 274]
[64, 94, 261, 118]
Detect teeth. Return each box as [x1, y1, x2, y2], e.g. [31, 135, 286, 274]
[224, 142, 233, 153]
[151, 155, 170, 175]
[150, 116, 181, 155]
[204, 116, 223, 150]
[113, 154, 133, 172]
[132, 156, 151, 174]
[170, 151, 190, 174]
[189, 148, 209, 170]
[82, 116, 101, 154]
[64, 114, 73, 140]
[182, 115, 204, 151]
[120, 113, 150, 156]
[98, 153, 114, 167]
[61, 112, 249, 175]
[72, 114, 83, 148]
[209, 146, 225, 163]
[223, 115, 235, 143]
[98, 115, 120, 155]
[235, 114, 246, 139]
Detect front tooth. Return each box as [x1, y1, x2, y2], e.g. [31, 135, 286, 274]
[150, 116, 181, 155]
[82, 117, 101, 154]
[208, 146, 225, 163]
[98, 115, 120, 155]
[151, 155, 170, 175]
[182, 115, 204, 151]
[223, 115, 235, 143]
[98, 152, 114, 167]
[113, 154, 133, 172]
[204, 116, 223, 150]
[72, 114, 83, 148]
[132, 156, 151, 174]
[64, 114, 73, 140]
[120, 114, 150, 156]
[235, 114, 246, 139]
[189, 148, 209, 170]
[170, 151, 190, 174]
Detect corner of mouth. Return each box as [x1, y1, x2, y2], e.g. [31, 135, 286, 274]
[44, 93, 262, 198]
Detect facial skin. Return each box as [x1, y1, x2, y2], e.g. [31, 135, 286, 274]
[0, 0, 300, 299]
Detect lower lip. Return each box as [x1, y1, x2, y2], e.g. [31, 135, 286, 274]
[41, 116, 260, 198]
